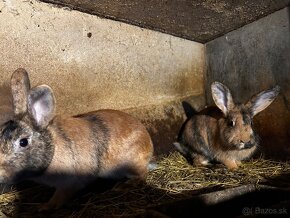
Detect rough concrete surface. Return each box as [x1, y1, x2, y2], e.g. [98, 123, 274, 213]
[0, 0, 204, 117]
[0, 0, 205, 155]
[39, 0, 290, 43]
[126, 95, 205, 156]
[205, 7, 290, 158]
[0, 0, 289, 158]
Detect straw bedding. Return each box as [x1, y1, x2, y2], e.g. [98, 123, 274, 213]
[0, 152, 289, 217]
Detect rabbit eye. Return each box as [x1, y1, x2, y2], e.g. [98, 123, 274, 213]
[229, 120, 235, 127]
[19, 138, 29, 147]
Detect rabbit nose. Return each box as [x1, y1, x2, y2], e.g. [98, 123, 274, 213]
[239, 140, 245, 149]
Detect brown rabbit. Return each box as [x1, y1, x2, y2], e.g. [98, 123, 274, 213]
[0, 68, 154, 210]
[0, 84, 13, 125]
[174, 82, 280, 170]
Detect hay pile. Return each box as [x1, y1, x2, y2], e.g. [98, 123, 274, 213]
[0, 152, 289, 217]
[147, 152, 290, 192]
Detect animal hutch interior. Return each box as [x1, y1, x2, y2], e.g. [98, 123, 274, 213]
[0, 0, 289, 217]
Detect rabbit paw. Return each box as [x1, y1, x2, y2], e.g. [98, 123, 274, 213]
[222, 159, 239, 170]
[38, 187, 77, 212]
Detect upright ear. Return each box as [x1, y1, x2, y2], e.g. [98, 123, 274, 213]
[211, 82, 234, 116]
[246, 86, 280, 117]
[10, 68, 31, 117]
[27, 85, 55, 129]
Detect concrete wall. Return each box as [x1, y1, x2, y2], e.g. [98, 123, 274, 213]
[2, 1, 288, 158]
[206, 7, 290, 159]
[0, 0, 205, 155]
[0, 0, 204, 115]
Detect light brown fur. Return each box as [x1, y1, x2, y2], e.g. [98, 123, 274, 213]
[97, 110, 153, 178]
[176, 82, 280, 170]
[10, 68, 30, 116]
[0, 69, 154, 211]
[36, 110, 153, 210]
[43, 110, 153, 181]
[0, 84, 13, 125]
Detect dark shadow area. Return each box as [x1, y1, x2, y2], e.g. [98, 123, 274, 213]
[0, 177, 130, 217]
[0, 177, 226, 217]
[146, 158, 290, 218]
[13, 179, 122, 217]
[0, 158, 288, 217]
[181, 101, 197, 119]
[262, 170, 290, 189]
[149, 185, 290, 218]
[0, 183, 13, 194]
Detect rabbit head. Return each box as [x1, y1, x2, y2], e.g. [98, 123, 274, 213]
[211, 82, 280, 151]
[0, 69, 55, 183]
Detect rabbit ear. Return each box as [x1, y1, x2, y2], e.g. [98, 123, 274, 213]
[10, 68, 31, 117]
[211, 82, 234, 116]
[246, 86, 280, 117]
[28, 85, 55, 128]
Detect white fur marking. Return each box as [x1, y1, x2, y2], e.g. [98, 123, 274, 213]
[239, 143, 245, 149]
[34, 101, 46, 124]
[201, 160, 209, 165]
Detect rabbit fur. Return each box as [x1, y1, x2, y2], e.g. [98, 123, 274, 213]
[175, 82, 280, 170]
[0, 68, 154, 210]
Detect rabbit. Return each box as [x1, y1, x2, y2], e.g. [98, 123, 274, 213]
[174, 81, 280, 170]
[0, 85, 14, 195]
[0, 84, 13, 125]
[0, 68, 154, 210]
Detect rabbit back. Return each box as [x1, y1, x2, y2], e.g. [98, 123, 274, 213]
[42, 109, 153, 186]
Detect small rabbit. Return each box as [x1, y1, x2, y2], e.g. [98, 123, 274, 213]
[0, 68, 154, 210]
[174, 82, 280, 170]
